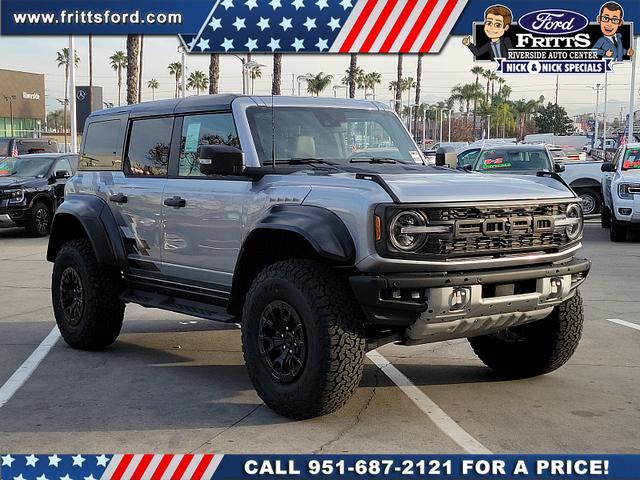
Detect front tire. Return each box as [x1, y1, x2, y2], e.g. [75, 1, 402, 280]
[469, 292, 583, 378]
[242, 260, 366, 419]
[26, 202, 51, 237]
[610, 217, 628, 242]
[52, 238, 125, 350]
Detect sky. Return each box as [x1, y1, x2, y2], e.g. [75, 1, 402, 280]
[0, 34, 638, 120]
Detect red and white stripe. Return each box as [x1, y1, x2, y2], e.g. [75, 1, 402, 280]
[330, 0, 468, 53]
[100, 454, 223, 480]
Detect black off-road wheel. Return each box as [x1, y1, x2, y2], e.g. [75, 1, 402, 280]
[610, 217, 628, 242]
[601, 206, 611, 228]
[468, 291, 583, 378]
[242, 259, 366, 419]
[52, 238, 125, 350]
[26, 202, 51, 237]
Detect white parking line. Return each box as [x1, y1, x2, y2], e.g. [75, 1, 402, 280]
[367, 350, 492, 454]
[0, 326, 60, 408]
[606, 318, 640, 332]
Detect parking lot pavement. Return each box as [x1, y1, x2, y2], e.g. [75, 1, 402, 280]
[0, 224, 638, 453]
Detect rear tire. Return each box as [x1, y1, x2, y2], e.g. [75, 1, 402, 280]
[242, 259, 366, 419]
[469, 292, 583, 378]
[52, 238, 125, 350]
[601, 206, 611, 228]
[26, 202, 51, 237]
[610, 217, 627, 242]
[576, 188, 601, 215]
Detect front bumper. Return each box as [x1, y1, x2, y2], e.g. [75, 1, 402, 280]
[0, 200, 29, 228]
[350, 258, 591, 344]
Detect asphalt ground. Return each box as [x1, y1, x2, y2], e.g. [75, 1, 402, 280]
[0, 221, 639, 454]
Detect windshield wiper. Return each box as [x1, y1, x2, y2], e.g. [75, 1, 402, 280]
[350, 157, 397, 164]
[274, 158, 338, 166]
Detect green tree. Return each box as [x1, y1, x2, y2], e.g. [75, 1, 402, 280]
[147, 79, 159, 101]
[56, 48, 80, 136]
[109, 51, 127, 106]
[307, 72, 333, 96]
[126, 35, 140, 105]
[187, 70, 209, 95]
[168, 62, 183, 99]
[364, 72, 382, 99]
[535, 102, 573, 135]
[450, 83, 484, 140]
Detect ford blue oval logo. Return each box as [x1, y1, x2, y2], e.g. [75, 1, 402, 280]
[518, 9, 589, 36]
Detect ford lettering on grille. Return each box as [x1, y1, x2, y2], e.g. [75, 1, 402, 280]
[453, 216, 555, 238]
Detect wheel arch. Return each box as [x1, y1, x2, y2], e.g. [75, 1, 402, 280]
[228, 205, 356, 315]
[569, 178, 601, 190]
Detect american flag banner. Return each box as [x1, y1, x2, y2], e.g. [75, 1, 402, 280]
[180, 0, 468, 54]
[0, 454, 224, 480]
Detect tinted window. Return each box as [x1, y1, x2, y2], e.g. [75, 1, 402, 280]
[0, 156, 54, 177]
[458, 149, 480, 168]
[126, 117, 173, 176]
[0, 140, 10, 156]
[80, 120, 122, 170]
[179, 114, 240, 176]
[474, 149, 551, 172]
[16, 140, 58, 155]
[54, 157, 73, 175]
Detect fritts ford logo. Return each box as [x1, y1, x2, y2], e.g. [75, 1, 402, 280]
[463, 2, 634, 75]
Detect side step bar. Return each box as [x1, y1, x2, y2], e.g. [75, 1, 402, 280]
[120, 289, 238, 323]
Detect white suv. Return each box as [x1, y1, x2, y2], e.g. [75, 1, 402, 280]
[601, 143, 640, 241]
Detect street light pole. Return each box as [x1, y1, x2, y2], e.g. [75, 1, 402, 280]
[448, 109, 452, 141]
[603, 72, 608, 150]
[627, 36, 638, 143]
[487, 114, 491, 140]
[4, 96, 16, 137]
[438, 108, 444, 142]
[422, 109, 427, 147]
[69, 35, 78, 154]
[587, 84, 603, 148]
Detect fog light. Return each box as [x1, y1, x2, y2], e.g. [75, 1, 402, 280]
[619, 208, 632, 216]
[449, 287, 471, 311]
[549, 277, 563, 299]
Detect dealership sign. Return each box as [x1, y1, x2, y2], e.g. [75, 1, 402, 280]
[22, 91, 40, 100]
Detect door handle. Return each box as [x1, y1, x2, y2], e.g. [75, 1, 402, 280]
[109, 193, 128, 204]
[164, 196, 186, 208]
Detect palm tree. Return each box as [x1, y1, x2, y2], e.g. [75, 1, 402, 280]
[395, 54, 403, 114]
[306, 72, 333, 96]
[168, 62, 183, 99]
[209, 54, 220, 94]
[248, 65, 262, 94]
[347, 54, 358, 99]
[470, 66, 484, 139]
[109, 51, 127, 106]
[450, 83, 484, 140]
[126, 35, 140, 105]
[147, 79, 159, 101]
[138, 36, 144, 103]
[402, 77, 416, 125]
[365, 72, 382, 100]
[272, 53, 282, 95]
[187, 71, 209, 95]
[414, 53, 423, 134]
[55, 47, 80, 129]
[388, 80, 402, 104]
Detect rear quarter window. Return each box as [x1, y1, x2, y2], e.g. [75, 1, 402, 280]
[79, 119, 123, 171]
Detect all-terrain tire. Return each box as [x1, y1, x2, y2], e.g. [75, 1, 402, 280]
[26, 202, 51, 237]
[242, 259, 366, 419]
[52, 238, 125, 350]
[577, 188, 601, 216]
[610, 217, 628, 242]
[468, 291, 583, 378]
[601, 206, 611, 229]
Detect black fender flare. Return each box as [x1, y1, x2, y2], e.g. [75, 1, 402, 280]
[569, 178, 602, 190]
[46, 194, 127, 270]
[246, 204, 355, 263]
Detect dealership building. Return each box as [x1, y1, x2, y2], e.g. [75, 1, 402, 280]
[0, 69, 45, 138]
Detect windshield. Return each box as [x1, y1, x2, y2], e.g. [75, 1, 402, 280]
[622, 147, 640, 171]
[473, 148, 551, 172]
[0, 156, 54, 177]
[246, 107, 422, 166]
[0, 140, 10, 157]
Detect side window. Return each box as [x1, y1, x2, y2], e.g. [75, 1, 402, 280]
[54, 157, 72, 175]
[80, 119, 121, 170]
[126, 117, 173, 176]
[179, 113, 240, 176]
[458, 149, 479, 168]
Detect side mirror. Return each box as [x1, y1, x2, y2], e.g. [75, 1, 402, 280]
[55, 170, 71, 179]
[601, 162, 616, 172]
[463, 164, 473, 172]
[554, 163, 565, 173]
[199, 145, 244, 175]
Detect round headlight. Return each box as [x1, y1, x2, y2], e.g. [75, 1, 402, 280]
[389, 210, 428, 252]
[565, 203, 583, 240]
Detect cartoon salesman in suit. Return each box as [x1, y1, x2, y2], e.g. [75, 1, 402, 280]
[593, 2, 634, 61]
[462, 5, 513, 60]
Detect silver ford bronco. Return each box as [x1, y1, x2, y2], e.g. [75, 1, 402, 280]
[47, 95, 590, 419]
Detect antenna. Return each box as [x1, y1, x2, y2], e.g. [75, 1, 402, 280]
[271, 93, 276, 169]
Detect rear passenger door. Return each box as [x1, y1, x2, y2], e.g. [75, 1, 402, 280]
[162, 112, 251, 290]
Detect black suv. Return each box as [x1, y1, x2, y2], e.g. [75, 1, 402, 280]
[0, 153, 78, 236]
[0, 138, 59, 157]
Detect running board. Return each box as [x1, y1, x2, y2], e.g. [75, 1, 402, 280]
[120, 289, 238, 323]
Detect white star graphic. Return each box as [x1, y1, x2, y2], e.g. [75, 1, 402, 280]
[303, 17, 317, 30]
[316, 38, 329, 51]
[71, 454, 85, 467]
[48, 455, 61, 467]
[245, 0, 258, 9]
[1, 454, 15, 467]
[339, 0, 352, 9]
[292, 0, 305, 10]
[96, 455, 109, 467]
[316, 0, 328, 9]
[84, 476, 96, 480]
[221, 38, 234, 51]
[221, 0, 235, 9]
[257, 17, 270, 30]
[328, 17, 341, 31]
[197, 38, 211, 51]
[267, 37, 281, 51]
[208, 17, 222, 31]
[245, 38, 258, 51]
[13, 475, 26, 480]
[279, 17, 293, 31]
[60, 475, 73, 480]
[36, 475, 49, 480]
[187, 37, 197, 50]
[25, 454, 39, 467]
[269, 0, 282, 9]
[292, 38, 305, 51]
[232, 17, 246, 31]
